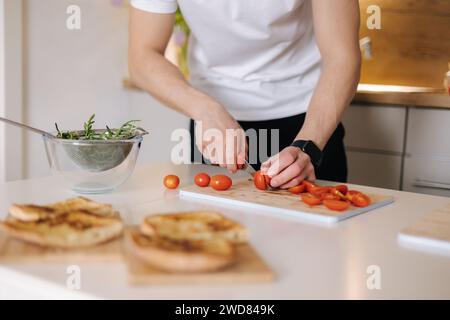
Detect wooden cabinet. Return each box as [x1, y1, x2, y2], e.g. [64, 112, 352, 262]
[342, 104, 406, 189]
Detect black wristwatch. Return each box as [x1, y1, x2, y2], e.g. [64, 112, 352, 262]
[291, 140, 323, 167]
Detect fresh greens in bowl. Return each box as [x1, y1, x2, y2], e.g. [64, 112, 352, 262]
[49, 114, 148, 173]
[55, 114, 144, 140]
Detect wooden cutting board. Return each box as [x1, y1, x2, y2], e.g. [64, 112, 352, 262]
[180, 178, 394, 223]
[0, 231, 123, 263]
[398, 203, 450, 253]
[124, 228, 274, 285]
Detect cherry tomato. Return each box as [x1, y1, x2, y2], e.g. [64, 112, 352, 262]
[302, 180, 317, 193]
[194, 173, 210, 187]
[301, 193, 322, 206]
[333, 184, 348, 195]
[321, 193, 341, 201]
[323, 199, 350, 211]
[351, 193, 371, 207]
[254, 171, 271, 191]
[288, 184, 306, 194]
[210, 175, 233, 191]
[163, 175, 180, 189]
[330, 187, 347, 200]
[310, 186, 331, 197]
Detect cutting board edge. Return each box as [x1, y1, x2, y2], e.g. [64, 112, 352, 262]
[181, 189, 395, 224]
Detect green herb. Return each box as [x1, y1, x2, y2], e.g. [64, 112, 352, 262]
[56, 114, 141, 141]
[83, 114, 96, 140]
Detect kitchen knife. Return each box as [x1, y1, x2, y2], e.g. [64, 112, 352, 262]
[242, 160, 275, 191]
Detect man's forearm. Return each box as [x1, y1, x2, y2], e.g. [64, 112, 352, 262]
[296, 57, 361, 150]
[128, 50, 219, 121]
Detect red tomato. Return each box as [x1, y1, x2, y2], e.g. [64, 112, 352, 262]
[254, 171, 271, 190]
[351, 193, 371, 207]
[163, 175, 180, 189]
[321, 193, 341, 201]
[288, 184, 306, 194]
[310, 186, 331, 197]
[302, 180, 317, 193]
[301, 193, 322, 206]
[330, 187, 347, 200]
[194, 173, 210, 187]
[333, 184, 348, 195]
[323, 199, 350, 211]
[210, 175, 232, 191]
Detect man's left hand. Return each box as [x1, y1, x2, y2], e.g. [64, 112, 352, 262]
[260, 146, 316, 189]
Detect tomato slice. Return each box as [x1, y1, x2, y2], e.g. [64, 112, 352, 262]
[351, 193, 371, 207]
[302, 180, 317, 193]
[323, 199, 350, 211]
[321, 193, 341, 201]
[333, 185, 348, 195]
[310, 186, 331, 197]
[288, 184, 306, 194]
[301, 193, 322, 206]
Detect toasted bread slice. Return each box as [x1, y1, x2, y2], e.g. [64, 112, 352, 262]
[9, 197, 115, 222]
[0, 210, 123, 248]
[127, 228, 235, 273]
[140, 211, 248, 245]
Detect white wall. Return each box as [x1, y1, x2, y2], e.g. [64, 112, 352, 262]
[23, 0, 188, 179]
[0, 0, 4, 182]
[1, 0, 24, 182]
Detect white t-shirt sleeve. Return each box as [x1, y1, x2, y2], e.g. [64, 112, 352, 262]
[130, 0, 178, 14]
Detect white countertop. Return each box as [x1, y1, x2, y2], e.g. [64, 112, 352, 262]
[1, 163, 450, 299]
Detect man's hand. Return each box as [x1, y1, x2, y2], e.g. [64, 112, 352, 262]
[195, 102, 247, 173]
[260, 147, 316, 189]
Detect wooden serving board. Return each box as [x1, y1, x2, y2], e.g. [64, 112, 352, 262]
[0, 231, 123, 263]
[398, 203, 450, 254]
[124, 228, 274, 285]
[180, 178, 394, 223]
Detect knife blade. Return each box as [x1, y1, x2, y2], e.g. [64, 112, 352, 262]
[242, 160, 257, 177]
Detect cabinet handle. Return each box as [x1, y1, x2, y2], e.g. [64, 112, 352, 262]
[413, 179, 450, 191]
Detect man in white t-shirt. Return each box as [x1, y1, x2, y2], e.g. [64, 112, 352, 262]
[129, 0, 361, 188]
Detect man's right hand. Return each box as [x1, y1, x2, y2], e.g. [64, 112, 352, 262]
[195, 102, 247, 173]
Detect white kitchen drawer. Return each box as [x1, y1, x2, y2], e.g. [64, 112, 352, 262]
[402, 156, 450, 198]
[347, 151, 402, 190]
[406, 108, 450, 159]
[343, 104, 406, 153]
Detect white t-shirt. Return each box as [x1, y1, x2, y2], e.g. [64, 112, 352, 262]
[131, 0, 322, 121]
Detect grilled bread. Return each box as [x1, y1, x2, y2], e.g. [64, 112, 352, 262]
[140, 211, 248, 245]
[0, 197, 123, 248]
[127, 228, 236, 273]
[9, 196, 114, 222]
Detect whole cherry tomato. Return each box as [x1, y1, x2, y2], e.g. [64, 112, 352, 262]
[163, 175, 180, 189]
[301, 193, 322, 206]
[253, 171, 271, 191]
[288, 184, 306, 194]
[194, 173, 210, 187]
[210, 175, 233, 191]
[323, 199, 350, 211]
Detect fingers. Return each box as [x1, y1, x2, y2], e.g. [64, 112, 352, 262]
[270, 156, 306, 188]
[268, 148, 317, 189]
[265, 147, 298, 178]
